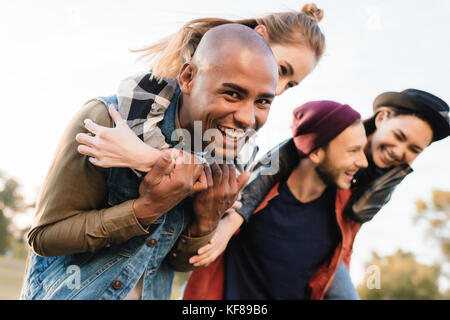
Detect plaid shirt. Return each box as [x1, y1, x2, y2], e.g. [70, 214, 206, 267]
[116, 72, 178, 151]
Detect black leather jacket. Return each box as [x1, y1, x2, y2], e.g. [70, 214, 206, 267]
[236, 138, 413, 224]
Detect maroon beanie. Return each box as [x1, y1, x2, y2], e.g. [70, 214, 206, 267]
[291, 100, 361, 157]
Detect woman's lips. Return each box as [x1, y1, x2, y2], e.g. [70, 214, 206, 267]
[379, 147, 395, 166]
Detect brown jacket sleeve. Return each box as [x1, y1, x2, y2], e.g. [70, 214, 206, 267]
[28, 100, 149, 257]
[28, 100, 216, 264]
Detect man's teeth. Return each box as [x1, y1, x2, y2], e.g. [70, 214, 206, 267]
[217, 125, 246, 139]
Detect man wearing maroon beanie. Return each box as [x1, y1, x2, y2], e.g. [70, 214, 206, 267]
[184, 100, 369, 300]
[290, 100, 367, 189]
[218, 100, 368, 299]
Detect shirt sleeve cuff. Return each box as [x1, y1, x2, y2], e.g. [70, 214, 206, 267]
[102, 200, 149, 245]
[166, 229, 215, 272]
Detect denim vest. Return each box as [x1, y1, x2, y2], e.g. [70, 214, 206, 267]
[21, 90, 193, 300]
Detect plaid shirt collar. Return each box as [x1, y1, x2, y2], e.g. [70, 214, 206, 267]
[117, 72, 178, 150]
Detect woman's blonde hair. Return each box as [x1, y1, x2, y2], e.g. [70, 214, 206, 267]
[133, 3, 325, 81]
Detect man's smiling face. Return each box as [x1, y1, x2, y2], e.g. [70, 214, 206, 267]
[178, 43, 278, 161]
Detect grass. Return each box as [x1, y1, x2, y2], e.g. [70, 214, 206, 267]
[0, 255, 190, 300]
[0, 255, 27, 300]
[0, 252, 190, 300]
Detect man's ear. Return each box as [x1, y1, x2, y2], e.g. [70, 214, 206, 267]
[309, 147, 325, 165]
[178, 62, 196, 95]
[374, 107, 392, 129]
[254, 24, 270, 42]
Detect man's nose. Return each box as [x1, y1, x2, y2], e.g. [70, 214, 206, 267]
[234, 101, 256, 129]
[357, 150, 369, 168]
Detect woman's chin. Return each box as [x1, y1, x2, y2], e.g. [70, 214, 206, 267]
[373, 152, 390, 169]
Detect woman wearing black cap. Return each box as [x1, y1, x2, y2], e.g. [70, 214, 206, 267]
[345, 89, 450, 223]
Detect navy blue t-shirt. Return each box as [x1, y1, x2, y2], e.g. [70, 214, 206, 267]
[225, 180, 340, 300]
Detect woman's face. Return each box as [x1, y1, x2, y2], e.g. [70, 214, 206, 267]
[270, 43, 317, 95]
[254, 25, 317, 96]
[369, 110, 433, 168]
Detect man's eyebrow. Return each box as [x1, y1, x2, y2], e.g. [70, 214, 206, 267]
[222, 83, 248, 95]
[259, 93, 276, 99]
[347, 144, 364, 150]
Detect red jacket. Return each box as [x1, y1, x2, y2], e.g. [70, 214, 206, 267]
[183, 182, 361, 300]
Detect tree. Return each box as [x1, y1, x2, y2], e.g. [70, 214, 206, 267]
[414, 190, 450, 283]
[357, 249, 443, 300]
[0, 210, 9, 254]
[0, 171, 26, 255]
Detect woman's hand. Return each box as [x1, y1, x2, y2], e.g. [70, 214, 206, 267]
[75, 104, 164, 172]
[188, 206, 244, 267]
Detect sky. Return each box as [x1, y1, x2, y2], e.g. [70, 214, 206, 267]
[1, 0, 449, 289]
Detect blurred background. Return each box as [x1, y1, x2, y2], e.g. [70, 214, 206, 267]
[0, 0, 449, 299]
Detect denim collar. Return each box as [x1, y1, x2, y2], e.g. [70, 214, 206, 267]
[158, 87, 181, 147]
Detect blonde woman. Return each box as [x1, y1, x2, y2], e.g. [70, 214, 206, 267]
[73, 4, 327, 299]
[76, 4, 326, 169]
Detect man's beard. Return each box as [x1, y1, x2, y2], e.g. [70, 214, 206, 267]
[315, 157, 339, 188]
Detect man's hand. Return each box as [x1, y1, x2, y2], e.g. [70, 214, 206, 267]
[189, 163, 250, 237]
[133, 150, 206, 227]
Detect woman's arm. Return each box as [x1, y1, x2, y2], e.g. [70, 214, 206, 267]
[344, 164, 412, 223]
[75, 104, 166, 172]
[236, 138, 299, 223]
[187, 207, 244, 268]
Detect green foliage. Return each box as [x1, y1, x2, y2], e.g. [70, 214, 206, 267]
[0, 177, 24, 211]
[0, 210, 10, 255]
[0, 170, 26, 255]
[414, 190, 450, 282]
[359, 191, 449, 300]
[414, 190, 450, 259]
[357, 249, 443, 300]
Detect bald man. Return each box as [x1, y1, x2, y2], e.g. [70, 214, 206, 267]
[21, 24, 278, 300]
